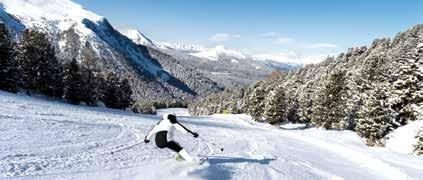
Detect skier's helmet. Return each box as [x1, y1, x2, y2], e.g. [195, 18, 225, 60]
[163, 113, 178, 124]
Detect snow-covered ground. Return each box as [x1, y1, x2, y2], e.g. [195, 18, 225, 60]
[1, 91, 423, 180]
[385, 120, 423, 154]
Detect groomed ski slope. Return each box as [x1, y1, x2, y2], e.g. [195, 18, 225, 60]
[0, 91, 422, 180]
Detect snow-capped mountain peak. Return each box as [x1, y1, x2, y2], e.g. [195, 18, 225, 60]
[190, 45, 248, 61]
[0, 0, 107, 38]
[0, 0, 103, 22]
[0, 0, 185, 99]
[120, 29, 157, 48]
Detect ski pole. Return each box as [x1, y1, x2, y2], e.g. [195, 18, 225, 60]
[198, 136, 224, 152]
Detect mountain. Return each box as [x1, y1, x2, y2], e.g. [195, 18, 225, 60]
[190, 45, 248, 60]
[156, 42, 207, 53]
[120, 29, 157, 48]
[0, 0, 223, 110]
[124, 33, 301, 86]
[120, 28, 302, 85]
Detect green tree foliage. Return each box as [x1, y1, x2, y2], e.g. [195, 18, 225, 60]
[17, 29, 63, 97]
[312, 70, 349, 129]
[0, 23, 18, 93]
[63, 58, 83, 104]
[103, 73, 134, 110]
[263, 85, 288, 124]
[355, 84, 396, 145]
[391, 44, 423, 125]
[246, 82, 266, 121]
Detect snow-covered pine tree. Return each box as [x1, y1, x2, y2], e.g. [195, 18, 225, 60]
[414, 128, 423, 156]
[355, 52, 397, 144]
[263, 85, 288, 124]
[297, 83, 314, 124]
[0, 23, 18, 93]
[17, 29, 63, 97]
[390, 44, 423, 126]
[311, 70, 349, 129]
[285, 82, 300, 123]
[246, 82, 267, 121]
[356, 84, 396, 145]
[63, 58, 83, 104]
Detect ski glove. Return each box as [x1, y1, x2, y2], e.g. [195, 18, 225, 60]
[144, 139, 150, 143]
[193, 132, 199, 138]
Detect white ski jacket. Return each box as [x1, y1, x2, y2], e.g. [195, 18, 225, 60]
[145, 114, 190, 141]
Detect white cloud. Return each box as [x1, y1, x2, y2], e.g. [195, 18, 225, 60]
[209, 33, 241, 42]
[260, 32, 279, 38]
[309, 43, 337, 48]
[275, 37, 294, 44]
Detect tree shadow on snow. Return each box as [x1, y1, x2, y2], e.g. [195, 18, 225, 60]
[191, 156, 277, 180]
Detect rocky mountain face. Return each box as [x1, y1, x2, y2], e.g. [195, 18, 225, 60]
[189, 24, 423, 147]
[0, 0, 223, 110]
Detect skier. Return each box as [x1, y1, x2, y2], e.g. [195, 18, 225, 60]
[144, 113, 199, 162]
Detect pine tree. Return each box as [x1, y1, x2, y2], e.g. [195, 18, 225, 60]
[391, 45, 423, 125]
[17, 29, 63, 97]
[286, 85, 301, 123]
[102, 73, 133, 110]
[263, 85, 288, 124]
[117, 78, 134, 109]
[312, 70, 349, 129]
[0, 23, 18, 93]
[297, 85, 313, 124]
[414, 128, 423, 156]
[80, 46, 102, 106]
[246, 82, 266, 121]
[355, 84, 396, 145]
[80, 68, 101, 105]
[63, 58, 83, 104]
[355, 53, 397, 144]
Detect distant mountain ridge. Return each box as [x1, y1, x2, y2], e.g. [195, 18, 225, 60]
[121, 29, 302, 86]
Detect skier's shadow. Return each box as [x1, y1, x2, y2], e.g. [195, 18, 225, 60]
[206, 156, 276, 165]
[193, 156, 277, 180]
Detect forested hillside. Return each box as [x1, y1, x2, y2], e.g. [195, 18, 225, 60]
[189, 25, 423, 153]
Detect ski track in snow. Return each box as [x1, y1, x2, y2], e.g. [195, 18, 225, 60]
[0, 91, 422, 180]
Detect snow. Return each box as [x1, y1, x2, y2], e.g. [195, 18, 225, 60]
[231, 59, 239, 63]
[1, 90, 422, 179]
[0, 0, 166, 79]
[385, 120, 423, 154]
[157, 42, 207, 52]
[210, 72, 231, 75]
[191, 45, 247, 61]
[279, 123, 308, 130]
[120, 29, 157, 48]
[0, 0, 103, 30]
[156, 108, 192, 117]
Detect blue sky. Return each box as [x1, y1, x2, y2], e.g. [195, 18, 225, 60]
[74, 0, 422, 61]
